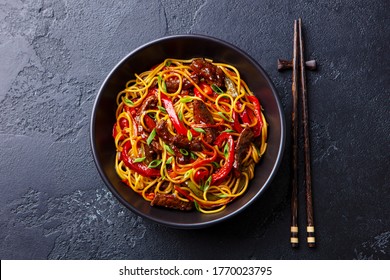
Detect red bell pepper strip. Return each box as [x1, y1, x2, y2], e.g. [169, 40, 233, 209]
[160, 93, 187, 135]
[211, 133, 235, 184]
[175, 185, 226, 208]
[121, 109, 138, 137]
[119, 117, 129, 129]
[143, 114, 156, 130]
[194, 83, 213, 100]
[189, 128, 200, 137]
[194, 169, 209, 184]
[113, 116, 129, 140]
[236, 101, 250, 124]
[193, 87, 204, 100]
[247, 96, 263, 137]
[148, 87, 159, 96]
[200, 83, 213, 95]
[174, 185, 194, 201]
[124, 105, 137, 117]
[112, 123, 120, 139]
[145, 192, 155, 201]
[232, 111, 243, 133]
[121, 141, 161, 177]
[214, 132, 230, 146]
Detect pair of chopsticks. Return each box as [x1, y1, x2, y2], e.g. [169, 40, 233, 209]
[278, 18, 316, 248]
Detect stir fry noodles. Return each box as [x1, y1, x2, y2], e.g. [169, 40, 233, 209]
[113, 58, 267, 213]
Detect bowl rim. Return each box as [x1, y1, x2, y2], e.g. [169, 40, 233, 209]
[90, 34, 286, 228]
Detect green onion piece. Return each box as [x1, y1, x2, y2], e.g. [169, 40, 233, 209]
[133, 157, 146, 163]
[180, 148, 189, 156]
[164, 144, 175, 155]
[187, 130, 193, 141]
[203, 176, 212, 192]
[223, 129, 235, 133]
[193, 200, 201, 212]
[211, 84, 224, 94]
[162, 80, 167, 93]
[165, 157, 173, 165]
[193, 127, 206, 134]
[157, 106, 167, 114]
[148, 159, 162, 169]
[158, 75, 167, 93]
[178, 111, 183, 121]
[217, 194, 228, 198]
[190, 152, 197, 160]
[123, 97, 134, 106]
[211, 161, 220, 168]
[146, 128, 156, 146]
[180, 96, 193, 103]
[184, 169, 192, 178]
[217, 112, 232, 122]
[165, 60, 171, 67]
[187, 181, 203, 198]
[224, 142, 229, 158]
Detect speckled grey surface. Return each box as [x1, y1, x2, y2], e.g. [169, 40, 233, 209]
[0, 0, 389, 259]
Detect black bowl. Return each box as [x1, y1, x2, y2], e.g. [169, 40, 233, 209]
[90, 34, 285, 228]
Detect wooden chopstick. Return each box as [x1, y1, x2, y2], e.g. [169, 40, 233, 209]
[290, 19, 299, 248]
[298, 18, 316, 248]
[279, 18, 316, 248]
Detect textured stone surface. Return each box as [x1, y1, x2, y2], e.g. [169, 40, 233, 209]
[0, 0, 389, 259]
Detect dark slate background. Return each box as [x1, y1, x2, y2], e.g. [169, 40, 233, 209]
[0, 0, 389, 260]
